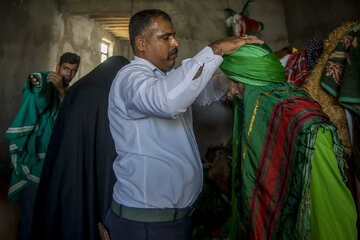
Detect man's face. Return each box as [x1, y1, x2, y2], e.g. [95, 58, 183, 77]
[56, 62, 79, 86]
[227, 80, 245, 99]
[142, 16, 180, 72]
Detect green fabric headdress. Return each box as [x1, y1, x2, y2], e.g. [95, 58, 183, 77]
[220, 43, 286, 86]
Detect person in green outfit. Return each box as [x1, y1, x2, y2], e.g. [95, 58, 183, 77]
[5, 52, 80, 240]
[30, 53, 80, 97]
[221, 42, 357, 239]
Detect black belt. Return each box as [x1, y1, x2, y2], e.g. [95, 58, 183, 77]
[111, 200, 196, 222]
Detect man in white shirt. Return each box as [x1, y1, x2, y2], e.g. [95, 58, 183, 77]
[105, 9, 262, 240]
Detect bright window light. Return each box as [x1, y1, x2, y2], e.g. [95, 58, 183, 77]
[101, 43, 108, 54]
[101, 54, 107, 63]
[100, 39, 113, 63]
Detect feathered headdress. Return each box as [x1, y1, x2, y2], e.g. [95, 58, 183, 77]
[225, 0, 264, 36]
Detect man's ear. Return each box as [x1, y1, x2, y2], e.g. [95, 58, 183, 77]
[56, 64, 60, 73]
[135, 36, 146, 52]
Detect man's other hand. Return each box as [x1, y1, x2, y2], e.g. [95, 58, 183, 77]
[30, 75, 41, 88]
[48, 72, 66, 96]
[209, 35, 264, 56]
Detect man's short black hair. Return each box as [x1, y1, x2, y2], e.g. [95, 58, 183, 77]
[129, 9, 172, 51]
[59, 52, 81, 65]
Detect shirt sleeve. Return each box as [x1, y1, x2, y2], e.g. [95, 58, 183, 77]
[194, 74, 230, 106]
[114, 46, 223, 119]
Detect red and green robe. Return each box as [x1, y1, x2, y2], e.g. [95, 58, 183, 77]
[231, 82, 357, 239]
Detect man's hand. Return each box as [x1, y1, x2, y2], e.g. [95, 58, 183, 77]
[47, 72, 66, 96]
[30, 75, 42, 88]
[209, 35, 264, 56]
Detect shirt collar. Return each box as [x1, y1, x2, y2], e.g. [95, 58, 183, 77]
[133, 56, 173, 76]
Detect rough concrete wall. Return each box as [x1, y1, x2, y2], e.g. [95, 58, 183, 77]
[59, 0, 288, 53]
[0, 0, 123, 158]
[109, 0, 287, 155]
[283, 0, 360, 49]
[246, 0, 289, 52]
[0, 0, 58, 158]
[1, 0, 288, 158]
[57, 0, 133, 14]
[48, 14, 121, 84]
[55, 0, 289, 156]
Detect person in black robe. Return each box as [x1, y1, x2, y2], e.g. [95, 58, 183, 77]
[31, 56, 129, 240]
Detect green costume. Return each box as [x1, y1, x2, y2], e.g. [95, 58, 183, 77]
[321, 24, 360, 115]
[5, 72, 59, 203]
[220, 44, 357, 239]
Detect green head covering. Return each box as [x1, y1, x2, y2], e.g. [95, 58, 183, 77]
[220, 43, 286, 86]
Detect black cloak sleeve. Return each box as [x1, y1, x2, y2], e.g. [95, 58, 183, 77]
[31, 56, 129, 240]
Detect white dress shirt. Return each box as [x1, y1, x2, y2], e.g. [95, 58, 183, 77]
[108, 46, 228, 208]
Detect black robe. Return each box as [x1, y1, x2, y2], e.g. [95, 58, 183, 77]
[31, 56, 129, 240]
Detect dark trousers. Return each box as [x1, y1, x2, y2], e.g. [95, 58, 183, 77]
[104, 208, 192, 240]
[18, 184, 38, 240]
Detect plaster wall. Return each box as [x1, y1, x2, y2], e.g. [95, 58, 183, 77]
[0, 0, 122, 158]
[49, 14, 122, 85]
[62, 0, 288, 58]
[99, 0, 288, 156]
[283, 0, 360, 49]
[0, 0, 57, 159]
[1, 0, 288, 158]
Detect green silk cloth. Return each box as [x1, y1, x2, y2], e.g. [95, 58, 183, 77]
[220, 44, 286, 86]
[310, 128, 357, 240]
[5, 72, 59, 203]
[320, 24, 360, 115]
[230, 82, 352, 239]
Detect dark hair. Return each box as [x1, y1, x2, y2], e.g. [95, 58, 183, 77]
[59, 52, 81, 65]
[129, 9, 172, 51]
